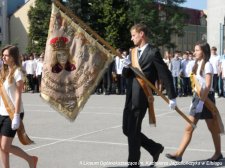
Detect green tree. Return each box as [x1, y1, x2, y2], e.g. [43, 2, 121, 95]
[65, 0, 131, 50]
[27, 0, 52, 53]
[64, 0, 187, 50]
[127, 0, 187, 48]
[27, 0, 65, 54]
[89, 0, 130, 49]
[27, 0, 187, 53]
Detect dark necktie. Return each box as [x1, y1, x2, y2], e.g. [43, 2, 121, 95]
[138, 49, 141, 59]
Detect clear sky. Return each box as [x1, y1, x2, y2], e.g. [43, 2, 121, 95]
[180, 0, 207, 10]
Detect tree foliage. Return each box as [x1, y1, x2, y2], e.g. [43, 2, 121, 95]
[65, 0, 187, 49]
[27, 0, 187, 53]
[27, 0, 52, 53]
[27, 0, 65, 54]
[65, 0, 131, 50]
[128, 0, 187, 47]
[88, 0, 130, 49]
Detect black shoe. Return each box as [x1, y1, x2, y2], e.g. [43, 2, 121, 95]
[149, 146, 164, 168]
[165, 153, 182, 162]
[153, 146, 164, 162]
[207, 154, 223, 162]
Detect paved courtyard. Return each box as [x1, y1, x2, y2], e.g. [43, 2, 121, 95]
[10, 93, 225, 168]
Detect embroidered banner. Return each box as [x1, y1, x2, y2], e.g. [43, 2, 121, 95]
[41, 1, 116, 121]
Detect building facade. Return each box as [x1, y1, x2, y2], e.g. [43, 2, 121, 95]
[169, 8, 207, 53]
[9, 0, 35, 53]
[207, 0, 225, 55]
[0, 0, 25, 47]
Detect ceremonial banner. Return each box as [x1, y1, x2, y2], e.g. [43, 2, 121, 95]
[41, 1, 116, 121]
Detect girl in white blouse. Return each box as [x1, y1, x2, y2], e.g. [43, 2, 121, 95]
[166, 42, 223, 162]
[0, 45, 38, 168]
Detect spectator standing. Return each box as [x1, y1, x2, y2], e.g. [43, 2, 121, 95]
[25, 54, 36, 93]
[180, 52, 190, 96]
[209, 47, 220, 98]
[186, 51, 196, 95]
[114, 49, 126, 95]
[36, 53, 44, 93]
[171, 51, 182, 96]
[220, 50, 225, 97]
[218, 49, 225, 97]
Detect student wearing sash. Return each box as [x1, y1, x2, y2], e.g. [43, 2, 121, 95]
[0, 45, 38, 168]
[122, 23, 177, 167]
[166, 42, 223, 162]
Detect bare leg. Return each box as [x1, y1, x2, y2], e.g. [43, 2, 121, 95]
[10, 145, 38, 168]
[0, 136, 11, 168]
[0, 148, 10, 168]
[1, 136, 37, 168]
[205, 119, 221, 160]
[171, 116, 198, 157]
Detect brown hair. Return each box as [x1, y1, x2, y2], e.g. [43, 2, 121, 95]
[211, 46, 217, 51]
[130, 23, 149, 36]
[192, 41, 210, 76]
[1, 45, 21, 83]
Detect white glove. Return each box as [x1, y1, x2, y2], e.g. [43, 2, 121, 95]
[169, 99, 176, 110]
[11, 113, 21, 130]
[122, 57, 131, 67]
[196, 100, 204, 113]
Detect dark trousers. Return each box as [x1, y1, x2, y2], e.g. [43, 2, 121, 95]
[27, 74, 34, 91]
[181, 77, 191, 96]
[103, 63, 113, 94]
[213, 74, 219, 94]
[116, 74, 126, 94]
[122, 101, 161, 165]
[218, 75, 224, 96]
[37, 74, 42, 92]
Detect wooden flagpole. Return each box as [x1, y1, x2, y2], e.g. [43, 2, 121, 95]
[130, 66, 196, 129]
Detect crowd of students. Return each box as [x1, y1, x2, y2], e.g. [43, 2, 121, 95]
[20, 52, 44, 93]
[162, 47, 225, 98]
[1, 46, 224, 98]
[95, 46, 225, 99]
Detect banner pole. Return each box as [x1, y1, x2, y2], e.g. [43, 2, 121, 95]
[129, 66, 196, 129]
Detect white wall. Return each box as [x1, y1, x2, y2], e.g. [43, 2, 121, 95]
[207, 0, 225, 54]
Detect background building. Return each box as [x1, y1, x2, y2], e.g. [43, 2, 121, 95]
[207, 0, 225, 55]
[1, 1, 209, 55]
[170, 8, 207, 53]
[9, 0, 35, 53]
[0, 0, 25, 47]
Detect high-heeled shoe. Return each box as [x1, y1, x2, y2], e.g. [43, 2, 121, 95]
[165, 153, 182, 162]
[207, 154, 223, 162]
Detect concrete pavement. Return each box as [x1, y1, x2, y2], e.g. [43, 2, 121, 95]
[10, 93, 225, 168]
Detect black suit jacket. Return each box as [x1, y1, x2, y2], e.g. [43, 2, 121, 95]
[123, 44, 176, 113]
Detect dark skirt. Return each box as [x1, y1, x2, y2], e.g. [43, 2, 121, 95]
[0, 113, 24, 137]
[189, 91, 215, 119]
